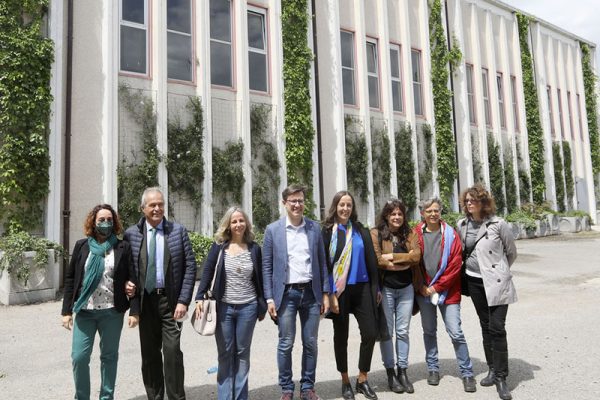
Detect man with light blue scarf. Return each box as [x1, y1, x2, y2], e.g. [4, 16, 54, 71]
[414, 197, 477, 393]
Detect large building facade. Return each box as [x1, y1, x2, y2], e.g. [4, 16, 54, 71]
[44, 0, 598, 252]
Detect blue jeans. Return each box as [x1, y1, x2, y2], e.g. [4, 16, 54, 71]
[277, 286, 321, 393]
[416, 295, 474, 378]
[379, 285, 414, 369]
[72, 308, 124, 400]
[215, 301, 258, 400]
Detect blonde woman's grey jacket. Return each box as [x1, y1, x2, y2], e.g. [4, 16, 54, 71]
[456, 216, 518, 306]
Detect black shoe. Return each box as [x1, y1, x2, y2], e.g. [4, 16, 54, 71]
[495, 377, 512, 400]
[397, 368, 414, 393]
[427, 371, 440, 386]
[463, 376, 477, 392]
[480, 369, 496, 387]
[386, 368, 404, 393]
[342, 382, 355, 400]
[355, 379, 378, 400]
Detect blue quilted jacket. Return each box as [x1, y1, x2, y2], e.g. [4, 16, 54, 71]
[124, 217, 197, 311]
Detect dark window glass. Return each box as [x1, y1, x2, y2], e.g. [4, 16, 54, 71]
[168, 32, 192, 81]
[211, 41, 232, 87]
[120, 26, 146, 73]
[167, 0, 191, 33]
[210, 0, 231, 42]
[249, 52, 267, 91]
[248, 12, 265, 50]
[122, 0, 145, 24]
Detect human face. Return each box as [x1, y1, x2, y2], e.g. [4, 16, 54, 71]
[142, 191, 165, 227]
[229, 211, 247, 240]
[283, 191, 305, 225]
[421, 202, 441, 227]
[95, 209, 113, 225]
[336, 195, 353, 225]
[465, 194, 482, 219]
[386, 207, 404, 232]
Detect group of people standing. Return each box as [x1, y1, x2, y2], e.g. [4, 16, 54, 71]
[61, 183, 517, 400]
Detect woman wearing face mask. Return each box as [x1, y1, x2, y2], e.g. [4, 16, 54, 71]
[61, 204, 140, 400]
[322, 191, 383, 400]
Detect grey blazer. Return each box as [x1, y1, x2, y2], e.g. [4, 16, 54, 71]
[457, 216, 518, 306]
[262, 217, 329, 310]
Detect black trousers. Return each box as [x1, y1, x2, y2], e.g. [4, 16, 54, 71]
[139, 292, 186, 400]
[467, 276, 509, 376]
[332, 282, 378, 373]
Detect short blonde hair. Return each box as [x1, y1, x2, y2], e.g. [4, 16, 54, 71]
[214, 207, 255, 244]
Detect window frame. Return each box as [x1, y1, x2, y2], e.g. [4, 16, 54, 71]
[210, 0, 235, 89]
[366, 38, 381, 110]
[466, 63, 477, 125]
[576, 93, 583, 140]
[389, 43, 404, 113]
[411, 48, 424, 117]
[567, 91, 574, 140]
[496, 72, 506, 129]
[119, 0, 150, 78]
[247, 5, 270, 94]
[340, 29, 357, 107]
[482, 67, 492, 127]
[510, 75, 519, 132]
[166, 0, 195, 84]
[557, 88, 565, 139]
[547, 85, 555, 137]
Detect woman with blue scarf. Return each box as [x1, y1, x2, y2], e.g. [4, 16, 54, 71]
[61, 204, 140, 400]
[322, 191, 382, 400]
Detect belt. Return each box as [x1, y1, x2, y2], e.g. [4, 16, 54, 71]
[286, 281, 312, 290]
[150, 288, 166, 295]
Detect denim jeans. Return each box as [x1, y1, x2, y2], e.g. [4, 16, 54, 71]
[215, 300, 258, 400]
[72, 308, 124, 400]
[379, 284, 414, 369]
[416, 295, 474, 378]
[277, 286, 321, 393]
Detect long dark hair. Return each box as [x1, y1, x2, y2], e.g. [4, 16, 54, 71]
[375, 198, 410, 244]
[322, 191, 358, 229]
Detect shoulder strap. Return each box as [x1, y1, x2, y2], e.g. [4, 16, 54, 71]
[206, 247, 223, 298]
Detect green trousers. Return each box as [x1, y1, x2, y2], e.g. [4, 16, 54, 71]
[72, 308, 124, 400]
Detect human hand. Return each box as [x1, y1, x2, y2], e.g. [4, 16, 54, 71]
[419, 285, 429, 297]
[62, 315, 73, 330]
[125, 281, 136, 297]
[382, 253, 394, 261]
[194, 301, 203, 319]
[267, 302, 277, 321]
[128, 315, 139, 328]
[173, 303, 188, 321]
[321, 293, 330, 315]
[377, 291, 383, 305]
[329, 294, 339, 314]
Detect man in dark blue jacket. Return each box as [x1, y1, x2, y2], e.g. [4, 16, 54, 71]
[124, 187, 196, 400]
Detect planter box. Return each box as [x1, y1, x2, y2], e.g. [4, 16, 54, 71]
[535, 220, 549, 237]
[0, 250, 59, 305]
[511, 222, 535, 239]
[545, 214, 559, 235]
[581, 216, 591, 231]
[559, 217, 582, 233]
[509, 222, 520, 240]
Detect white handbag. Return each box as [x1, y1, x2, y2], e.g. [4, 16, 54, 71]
[191, 248, 222, 336]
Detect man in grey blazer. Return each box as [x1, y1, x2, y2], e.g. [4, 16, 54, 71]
[262, 184, 330, 400]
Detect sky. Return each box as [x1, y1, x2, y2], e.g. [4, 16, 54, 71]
[502, 0, 600, 66]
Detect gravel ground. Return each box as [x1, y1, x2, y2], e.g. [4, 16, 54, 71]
[1, 231, 599, 399]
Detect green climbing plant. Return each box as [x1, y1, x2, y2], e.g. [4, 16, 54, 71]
[345, 116, 369, 202]
[0, 0, 54, 232]
[552, 142, 566, 212]
[418, 124, 434, 196]
[580, 42, 599, 177]
[562, 141, 574, 207]
[212, 140, 245, 207]
[504, 152, 517, 213]
[487, 133, 506, 213]
[395, 123, 417, 211]
[517, 13, 546, 203]
[516, 141, 531, 204]
[370, 123, 391, 201]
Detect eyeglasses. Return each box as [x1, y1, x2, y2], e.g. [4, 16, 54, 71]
[465, 198, 481, 204]
[424, 209, 441, 215]
[286, 199, 304, 205]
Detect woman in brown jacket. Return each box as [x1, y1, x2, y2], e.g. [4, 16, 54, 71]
[370, 199, 422, 394]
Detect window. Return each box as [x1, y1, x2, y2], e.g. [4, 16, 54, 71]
[482, 68, 491, 127]
[510, 76, 519, 131]
[210, 0, 233, 87]
[547, 86, 555, 137]
[120, 0, 148, 74]
[411, 49, 423, 116]
[466, 64, 476, 124]
[389, 44, 403, 112]
[497, 72, 506, 129]
[167, 0, 193, 81]
[567, 91, 574, 139]
[366, 40, 380, 109]
[248, 8, 268, 92]
[576, 94, 583, 140]
[340, 30, 356, 105]
[557, 89, 564, 139]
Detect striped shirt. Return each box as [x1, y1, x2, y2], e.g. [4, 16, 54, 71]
[222, 250, 257, 304]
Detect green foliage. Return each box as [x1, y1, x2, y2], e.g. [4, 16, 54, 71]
[487, 133, 506, 213]
[520, 201, 554, 220]
[345, 116, 369, 202]
[471, 132, 484, 184]
[167, 97, 204, 213]
[251, 104, 281, 230]
[580, 42, 600, 177]
[0, 230, 64, 285]
[281, 0, 315, 212]
[212, 140, 245, 206]
[0, 0, 54, 232]
[552, 142, 566, 212]
[418, 124, 434, 195]
[395, 123, 417, 211]
[516, 13, 546, 203]
[562, 141, 574, 206]
[505, 210, 536, 231]
[442, 212, 462, 229]
[516, 143, 531, 204]
[117, 85, 160, 228]
[428, 0, 461, 207]
[560, 209, 591, 219]
[370, 123, 391, 200]
[504, 153, 517, 213]
[187, 231, 213, 267]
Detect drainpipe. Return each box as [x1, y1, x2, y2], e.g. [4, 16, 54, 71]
[444, 0, 460, 208]
[311, 0, 325, 218]
[62, 0, 74, 284]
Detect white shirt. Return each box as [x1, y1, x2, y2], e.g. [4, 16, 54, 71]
[146, 221, 165, 288]
[85, 250, 115, 310]
[285, 216, 312, 284]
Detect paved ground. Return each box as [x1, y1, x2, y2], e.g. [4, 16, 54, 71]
[1, 231, 600, 399]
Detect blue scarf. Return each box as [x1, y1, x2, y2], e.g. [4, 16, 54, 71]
[73, 235, 118, 313]
[427, 223, 454, 305]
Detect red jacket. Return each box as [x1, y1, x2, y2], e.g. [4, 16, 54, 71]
[414, 221, 463, 304]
